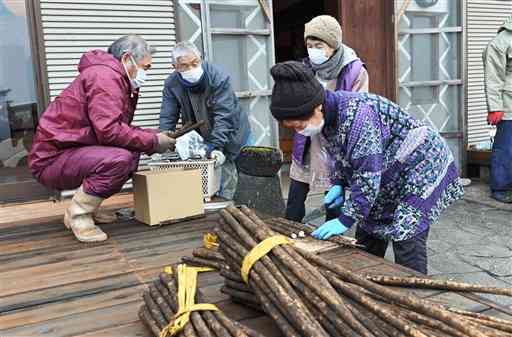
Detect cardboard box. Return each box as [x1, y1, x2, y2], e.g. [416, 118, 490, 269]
[133, 168, 204, 226]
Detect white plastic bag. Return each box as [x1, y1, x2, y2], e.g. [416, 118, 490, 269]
[175, 130, 207, 160]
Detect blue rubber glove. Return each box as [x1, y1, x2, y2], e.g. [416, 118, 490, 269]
[324, 185, 344, 210]
[311, 218, 349, 240]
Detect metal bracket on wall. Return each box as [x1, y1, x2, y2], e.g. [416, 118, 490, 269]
[258, 0, 272, 23]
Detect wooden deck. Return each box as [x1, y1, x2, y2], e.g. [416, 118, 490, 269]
[1, 202, 512, 337]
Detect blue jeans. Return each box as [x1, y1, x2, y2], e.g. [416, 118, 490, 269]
[490, 120, 512, 193]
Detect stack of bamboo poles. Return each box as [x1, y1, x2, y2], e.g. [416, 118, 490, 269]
[139, 269, 265, 337]
[215, 205, 512, 337]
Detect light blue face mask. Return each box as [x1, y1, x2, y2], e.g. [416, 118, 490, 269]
[123, 55, 148, 89]
[308, 48, 329, 65]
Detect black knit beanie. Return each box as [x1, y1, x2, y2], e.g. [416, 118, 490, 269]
[270, 61, 325, 121]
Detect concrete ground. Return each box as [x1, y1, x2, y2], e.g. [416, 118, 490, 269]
[280, 167, 512, 306]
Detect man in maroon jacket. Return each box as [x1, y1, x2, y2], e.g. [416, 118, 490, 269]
[29, 35, 175, 242]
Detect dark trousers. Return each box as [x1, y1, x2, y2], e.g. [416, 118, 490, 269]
[285, 179, 339, 222]
[491, 120, 512, 193]
[355, 226, 429, 274]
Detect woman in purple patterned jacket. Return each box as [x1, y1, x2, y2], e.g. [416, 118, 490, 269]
[271, 61, 463, 274]
[286, 15, 369, 223]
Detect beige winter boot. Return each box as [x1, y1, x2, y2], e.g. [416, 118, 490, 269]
[64, 187, 108, 242]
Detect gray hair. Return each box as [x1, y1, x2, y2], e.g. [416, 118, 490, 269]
[171, 41, 202, 64]
[108, 35, 157, 62]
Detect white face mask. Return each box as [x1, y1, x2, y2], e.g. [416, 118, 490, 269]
[180, 66, 204, 84]
[123, 55, 148, 89]
[131, 67, 148, 89]
[297, 119, 325, 137]
[308, 48, 329, 65]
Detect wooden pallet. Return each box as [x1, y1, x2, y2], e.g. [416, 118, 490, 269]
[0, 210, 511, 337]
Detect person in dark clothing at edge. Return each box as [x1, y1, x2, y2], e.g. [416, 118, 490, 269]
[286, 15, 369, 223]
[159, 41, 253, 200]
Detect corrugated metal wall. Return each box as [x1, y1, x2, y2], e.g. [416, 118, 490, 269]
[39, 0, 176, 130]
[466, 0, 512, 145]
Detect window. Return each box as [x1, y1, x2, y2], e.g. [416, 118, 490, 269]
[0, 0, 51, 203]
[0, 0, 38, 169]
[397, 0, 463, 166]
[410, 14, 439, 105]
[176, 0, 277, 147]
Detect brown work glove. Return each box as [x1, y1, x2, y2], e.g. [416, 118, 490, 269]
[155, 132, 176, 153]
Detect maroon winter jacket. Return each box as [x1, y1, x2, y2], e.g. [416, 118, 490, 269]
[29, 50, 158, 176]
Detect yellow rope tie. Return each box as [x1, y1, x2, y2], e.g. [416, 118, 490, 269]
[159, 264, 218, 337]
[241, 235, 292, 284]
[203, 233, 219, 249]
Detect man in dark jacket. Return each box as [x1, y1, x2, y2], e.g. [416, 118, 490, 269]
[160, 41, 252, 199]
[29, 35, 175, 242]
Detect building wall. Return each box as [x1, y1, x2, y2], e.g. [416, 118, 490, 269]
[38, 0, 177, 132]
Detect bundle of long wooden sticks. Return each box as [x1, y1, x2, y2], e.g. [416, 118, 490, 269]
[266, 217, 361, 248]
[139, 270, 265, 337]
[182, 216, 358, 272]
[215, 205, 512, 337]
[189, 244, 512, 306]
[181, 247, 228, 270]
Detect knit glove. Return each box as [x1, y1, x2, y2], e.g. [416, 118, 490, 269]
[211, 150, 226, 167]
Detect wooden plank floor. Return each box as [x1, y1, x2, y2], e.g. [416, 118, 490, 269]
[0, 193, 133, 227]
[1, 206, 511, 337]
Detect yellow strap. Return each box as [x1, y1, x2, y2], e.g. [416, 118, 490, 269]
[159, 264, 218, 337]
[203, 233, 219, 249]
[241, 235, 292, 284]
